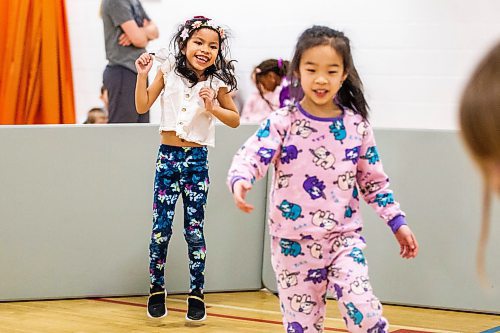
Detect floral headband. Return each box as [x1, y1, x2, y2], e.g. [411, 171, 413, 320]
[180, 16, 226, 41]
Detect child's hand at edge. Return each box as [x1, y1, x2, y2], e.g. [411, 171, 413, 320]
[135, 53, 154, 75]
[232, 180, 254, 213]
[199, 87, 216, 112]
[394, 225, 419, 259]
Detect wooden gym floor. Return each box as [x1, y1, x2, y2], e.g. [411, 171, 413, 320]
[0, 290, 498, 332]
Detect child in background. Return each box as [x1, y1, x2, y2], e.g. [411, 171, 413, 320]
[135, 15, 239, 321]
[241, 58, 289, 123]
[459, 40, 500, 285]
[227, 26, 418, 333]
[83, 107, 108, 124]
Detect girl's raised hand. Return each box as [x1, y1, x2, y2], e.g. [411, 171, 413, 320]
[135, 53, 154, 75]
[394, 225, 419, 259]
[199, 87, 216, 112]
[232, 180, 254, 213]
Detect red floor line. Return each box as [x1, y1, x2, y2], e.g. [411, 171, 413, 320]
[93, 298, 184, 313]
[92, 298, 347, 332]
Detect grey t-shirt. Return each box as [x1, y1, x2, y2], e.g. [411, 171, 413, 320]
[101, 0, 150, 73]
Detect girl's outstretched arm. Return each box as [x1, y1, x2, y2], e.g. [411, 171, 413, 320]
[135, 53, 164, 114]
[200, 87, 239, 128]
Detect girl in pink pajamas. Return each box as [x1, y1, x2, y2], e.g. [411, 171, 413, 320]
[227, 26, 419, 333]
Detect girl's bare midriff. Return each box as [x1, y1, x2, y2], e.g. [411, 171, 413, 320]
[160, 131, 203, 147]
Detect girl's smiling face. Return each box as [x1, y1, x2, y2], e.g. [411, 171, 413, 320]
[184, 28, 220, 78]
[299, 44, 348, 113]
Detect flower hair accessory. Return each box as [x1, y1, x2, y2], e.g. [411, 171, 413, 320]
[180, 16, 226, 41]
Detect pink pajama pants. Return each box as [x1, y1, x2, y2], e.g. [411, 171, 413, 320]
[270, 233, 388, 333]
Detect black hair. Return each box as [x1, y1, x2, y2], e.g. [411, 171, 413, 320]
[255, 58, 289, 79]
[170, 16, 237, 91]
[289, 25, 369, 120]
[84, 107, 106, 124]
[254, 58, 290, 109]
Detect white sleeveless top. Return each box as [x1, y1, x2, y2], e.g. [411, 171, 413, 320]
[156, 49, 227, 147]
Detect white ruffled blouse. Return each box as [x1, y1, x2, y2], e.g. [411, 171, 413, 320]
[156, 48, 227, 147]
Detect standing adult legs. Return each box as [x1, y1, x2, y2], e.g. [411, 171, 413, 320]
[103, 65, 149, 123]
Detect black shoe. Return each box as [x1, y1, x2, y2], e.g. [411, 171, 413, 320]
[186, 289, 206, 321]
[147, 287, 167, 318]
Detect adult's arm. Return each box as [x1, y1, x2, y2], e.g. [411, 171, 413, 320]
[120, 19, 158, 48]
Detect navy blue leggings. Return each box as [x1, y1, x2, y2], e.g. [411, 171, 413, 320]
[149, 145, 209, 291]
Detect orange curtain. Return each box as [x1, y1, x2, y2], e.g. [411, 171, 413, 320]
[0, 0, 75, 124]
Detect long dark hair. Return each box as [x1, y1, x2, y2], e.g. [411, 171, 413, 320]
[289, 26, 369, 120]
[170, 16, 237, 91]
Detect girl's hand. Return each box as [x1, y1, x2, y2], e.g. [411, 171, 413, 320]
[199, 87, 216, 112]
[135, 53, 154, 75]
[232, 180, 254, 213]
[394, 225, 419, 259]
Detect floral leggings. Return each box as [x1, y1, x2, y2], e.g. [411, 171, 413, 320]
[149, 145, 209, 291]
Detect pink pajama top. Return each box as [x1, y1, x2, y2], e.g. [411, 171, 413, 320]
[240, 89, 281, 124]
[227, 103, 407, 240]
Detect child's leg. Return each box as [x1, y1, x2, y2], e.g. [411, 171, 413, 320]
[327, 234, 388, 333]
[179, 147, 209, 291]
[149, 146, 181, 291]
[270, 236, 328, 333]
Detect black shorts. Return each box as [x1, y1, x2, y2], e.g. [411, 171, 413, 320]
[103, 65, 149, 123]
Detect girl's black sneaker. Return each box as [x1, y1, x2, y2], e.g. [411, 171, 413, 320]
[186, 289, 206, 321]
[147, 286, 167, 318]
